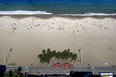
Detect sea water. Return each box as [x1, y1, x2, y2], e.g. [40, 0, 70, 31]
[0, 0, 116, 16]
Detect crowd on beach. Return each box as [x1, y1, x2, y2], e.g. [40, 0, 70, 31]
[0, 16, 114, 35]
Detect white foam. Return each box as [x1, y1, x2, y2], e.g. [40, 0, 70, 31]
[0, 10, 52, 15]
[63, 13, 116, 16]
[0, 11, 116, 16]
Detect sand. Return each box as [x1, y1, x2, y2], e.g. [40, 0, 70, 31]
[0, 15, 116, 67]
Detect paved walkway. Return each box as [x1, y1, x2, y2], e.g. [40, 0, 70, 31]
[6, 66, 116, 75]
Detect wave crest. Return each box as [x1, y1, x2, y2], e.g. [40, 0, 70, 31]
[0, 10, 52, 15]
[0, 11, 116, 16]
[64, 13, 116, 16]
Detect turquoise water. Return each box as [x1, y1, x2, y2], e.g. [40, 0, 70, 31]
[0, 0, 116, 15]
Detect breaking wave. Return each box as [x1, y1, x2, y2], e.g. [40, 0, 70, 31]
[63, 13, 116, 16]
[0, 11, 116, 16]
[0, 10, 52, 15]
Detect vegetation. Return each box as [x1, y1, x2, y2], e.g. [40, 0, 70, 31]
[5, 69, 25, 77]
[38, 48, 78, 64]
[5, 72, 10, 77]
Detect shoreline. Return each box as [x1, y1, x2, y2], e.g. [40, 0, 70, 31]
[0, 14, 116, 19]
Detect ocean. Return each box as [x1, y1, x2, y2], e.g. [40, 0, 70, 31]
[0, 0, 116, 16]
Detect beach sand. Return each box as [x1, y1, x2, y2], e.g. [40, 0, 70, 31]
[0, 15, 116, 67]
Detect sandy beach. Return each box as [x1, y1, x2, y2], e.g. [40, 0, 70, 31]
[0, 15, 116, 67]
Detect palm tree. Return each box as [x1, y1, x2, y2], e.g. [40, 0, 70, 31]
[38, 53, 47, 64]
[65, 49, 70, 60]
[47, 48, 50, 52]
[39, 55, 44, 64]
[71, 53, 77, 61]
[67, 49, 70, 52]
[38, 49, 51, 64]
[52, 50, 56, 57]
[46, 58, 50, 64]
[38, 48, 78, 65]
[47, 49, 52, 59]
[38, 54, 45, 64]
[61, 49, 70, 60]
[69, 52, 73, 57]
[55, 51, 61, 60]
[60, 50, 64, 60]
[38, 54, 42, 59]
[52, 50, 56, 62]
[64, 50, 67, 60]
[42, 49, 46, 54]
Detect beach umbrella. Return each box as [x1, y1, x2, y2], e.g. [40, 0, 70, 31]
[63, 63, 70, 69]
[53, 63, 62, 69]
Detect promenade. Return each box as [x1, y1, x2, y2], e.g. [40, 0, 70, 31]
[6, 66, 116, 75]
